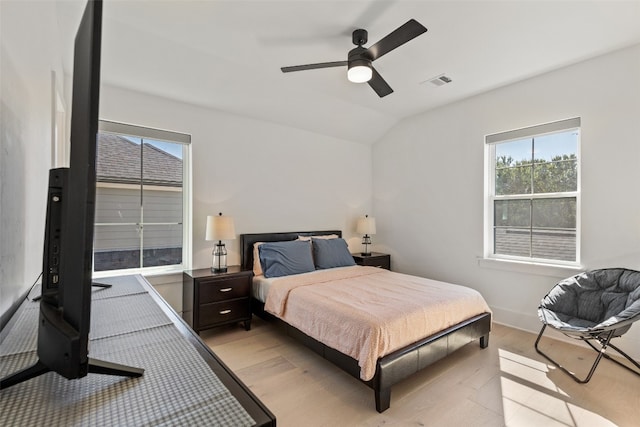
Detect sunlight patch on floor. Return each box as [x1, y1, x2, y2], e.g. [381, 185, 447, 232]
[498, 349, 617, 427]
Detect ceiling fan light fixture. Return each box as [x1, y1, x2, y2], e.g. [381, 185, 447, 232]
[347, 59, 372, 83]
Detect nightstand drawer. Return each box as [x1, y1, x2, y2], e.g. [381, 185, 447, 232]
[199, 299, 251, 327]
[199, 277, 250, 304]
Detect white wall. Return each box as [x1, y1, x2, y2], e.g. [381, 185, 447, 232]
[0, 1, 65, 319]
[98, 85, 373, 270]
[373, 44, 640, 357]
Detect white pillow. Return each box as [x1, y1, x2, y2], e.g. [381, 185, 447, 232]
[297, 234, 338, 241]
[253, 242, 264, 276]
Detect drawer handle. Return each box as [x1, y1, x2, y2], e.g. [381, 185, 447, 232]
[219, 288, 233, 292]
[219, 309, 232, 315]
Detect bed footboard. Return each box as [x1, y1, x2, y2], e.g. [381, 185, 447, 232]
[253, 298, 491, 412]
[371, 312, 491, 412]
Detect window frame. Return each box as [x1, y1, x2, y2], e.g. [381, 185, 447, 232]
[484, 117, 581, 268]
[93, 120, 192, 278]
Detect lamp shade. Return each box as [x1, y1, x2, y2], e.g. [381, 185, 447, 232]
[205, 213, 236, 241]
[356, 215, 376, 235]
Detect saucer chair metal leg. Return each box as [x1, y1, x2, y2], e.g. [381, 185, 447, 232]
[583, 336, 640, 377]
[535, 324, 615, 384]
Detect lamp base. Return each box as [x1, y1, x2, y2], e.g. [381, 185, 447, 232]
[212, 267, 228, 273]
[360, 252, 372, 257]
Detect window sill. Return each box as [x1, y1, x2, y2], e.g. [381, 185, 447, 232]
[93, 264, 185, 279]
[478, 257, 583, 278]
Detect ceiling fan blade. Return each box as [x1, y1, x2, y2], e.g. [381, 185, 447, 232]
[281, 61, 347, 73]
[368, 67, 393, 98]
[366, 19, 427, 61]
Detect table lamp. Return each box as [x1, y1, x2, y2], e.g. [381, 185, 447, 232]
[206, 212, 236, 272]
[356, 214, 376, 256]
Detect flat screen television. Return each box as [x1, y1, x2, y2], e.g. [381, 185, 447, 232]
[1, 0, 143, 389]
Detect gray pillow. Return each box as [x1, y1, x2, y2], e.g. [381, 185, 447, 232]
[259, 240, 315, 278]
[312, 238, 356, 270]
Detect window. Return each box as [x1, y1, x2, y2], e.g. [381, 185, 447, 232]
[94, 121, 191, 274]
[485, 118, 580, 265]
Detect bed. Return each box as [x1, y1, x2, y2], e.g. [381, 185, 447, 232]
[240, 230, 491, 413]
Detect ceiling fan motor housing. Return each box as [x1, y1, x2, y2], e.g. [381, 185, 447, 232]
[352, 29, 368, 46]
[347, 45, 372, 83]
[348, 45, 371, 63]
[347, 45, 372, 76]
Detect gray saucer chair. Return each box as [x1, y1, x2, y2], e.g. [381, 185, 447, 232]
[535, 268, 640, 383]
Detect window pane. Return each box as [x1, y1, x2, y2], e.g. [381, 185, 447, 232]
[142, 140, 183, 188]
[93, 224, 140, 271]
[532, 130, 578, 162]
[495, 138, 532, 163]
[96, 133, 142, 224]
[531, 228, 576, 261]
[142, 188, 183, 223]
[531, 197, 576, 261]
[142, 140, 183, 225]
[141, 140, 183, 269]
[532, 130, 578, 193]
[95, 186, 141, 224]
[494, 200, 530, 227]
[142, 224, 183, 267]
[494, 199, 531, 257]
[532, 197, 576, 229]
[495, 138, 532, 196]
[494, 228, 531, 257]
[96, 134, 142, 186]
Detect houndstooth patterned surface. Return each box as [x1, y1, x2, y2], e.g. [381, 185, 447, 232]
[90, 293, 174, 339]
[0, 301, 39, 357]
[0, 277, 256, 426]
[1, 279, 172, 357]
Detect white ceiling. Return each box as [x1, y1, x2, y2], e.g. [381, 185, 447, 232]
[54, 0, 640, 144]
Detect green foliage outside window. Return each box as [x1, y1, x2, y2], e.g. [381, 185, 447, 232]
[494, 154, 577, 231]
[495, 154, 577, 195]
[494, 154, 578, 229]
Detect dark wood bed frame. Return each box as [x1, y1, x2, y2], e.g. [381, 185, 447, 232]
[240, 230, 491, 413]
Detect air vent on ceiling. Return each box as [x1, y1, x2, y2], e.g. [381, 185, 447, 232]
[423, 74, 452, 87]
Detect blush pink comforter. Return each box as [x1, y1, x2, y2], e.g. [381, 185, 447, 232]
[264, 266, 491, 381]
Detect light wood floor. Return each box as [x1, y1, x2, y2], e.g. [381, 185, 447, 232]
[203, 318, 640, 427]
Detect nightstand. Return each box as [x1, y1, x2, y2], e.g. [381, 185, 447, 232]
[182, 266, 253, 334]
[352, 252, 391, 270]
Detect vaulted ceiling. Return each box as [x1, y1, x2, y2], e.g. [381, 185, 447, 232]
[54, 1, 640, 144]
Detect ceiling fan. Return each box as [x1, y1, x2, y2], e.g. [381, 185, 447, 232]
[281, 19, 427, 98]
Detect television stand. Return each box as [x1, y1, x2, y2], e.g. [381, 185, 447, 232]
[88, 357, 144, 376]
[91, 281, 112, 288]
[31, 281, 112, 303]
[1, 357, 143, 390]
[0, 360, 49, 389]
[1, 292, 144, 389]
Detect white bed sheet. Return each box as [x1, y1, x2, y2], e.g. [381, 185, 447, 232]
[252, 274, 273, 303]
[252, 267, 358, 302]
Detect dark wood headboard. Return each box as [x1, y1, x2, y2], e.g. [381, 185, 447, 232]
[240, 230, 342, 271]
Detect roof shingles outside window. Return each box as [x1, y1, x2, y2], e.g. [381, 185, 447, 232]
[97, 133, 182, 187]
